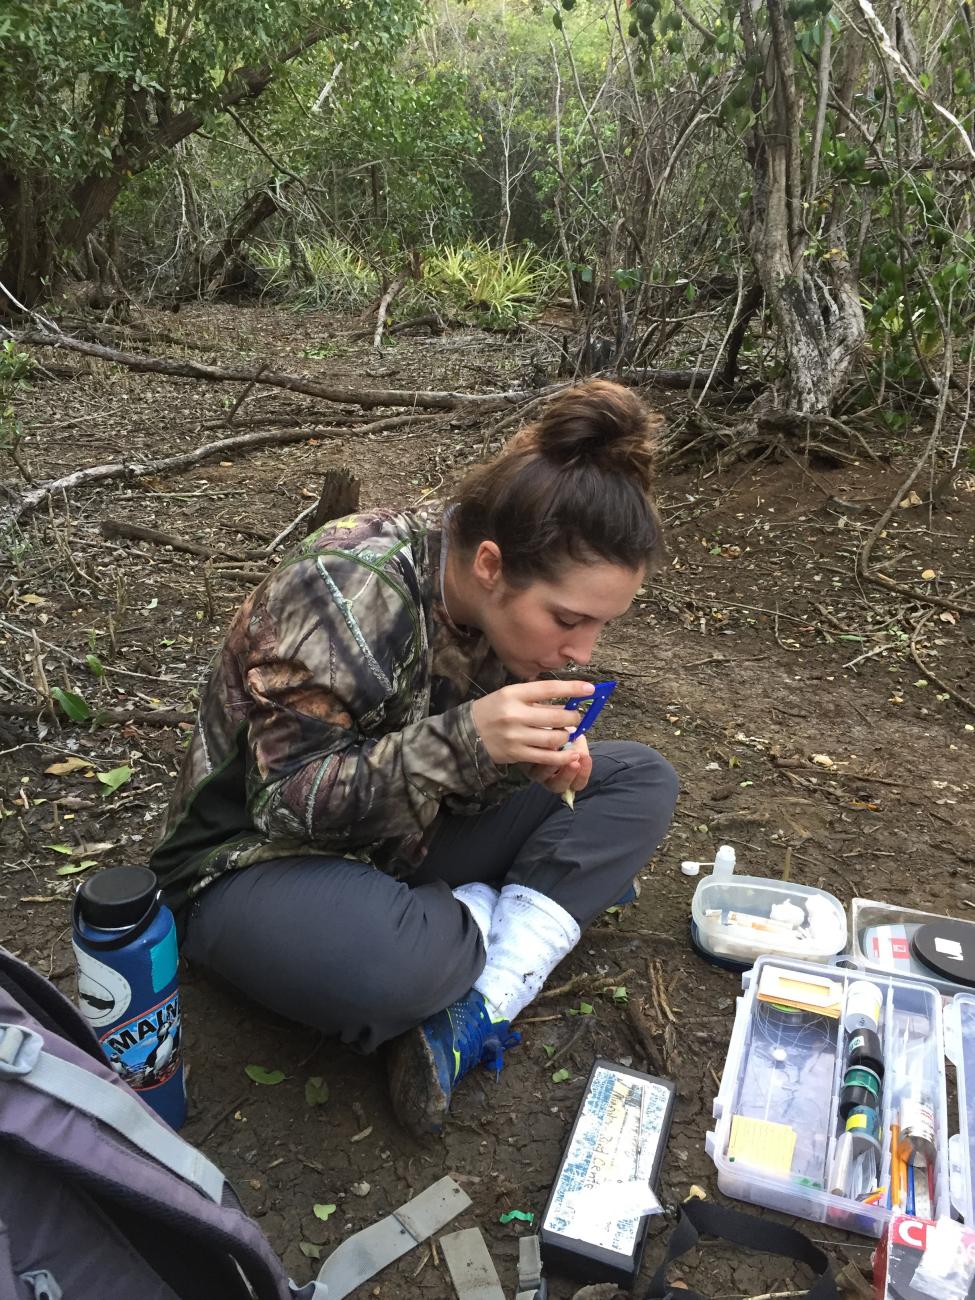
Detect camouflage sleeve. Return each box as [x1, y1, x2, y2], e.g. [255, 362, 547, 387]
[239, 549, 503, 850]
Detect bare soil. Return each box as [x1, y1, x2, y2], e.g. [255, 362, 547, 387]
[2, 304, 973, 1299]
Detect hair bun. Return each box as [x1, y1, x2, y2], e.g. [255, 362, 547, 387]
[529, 379, 662, 493]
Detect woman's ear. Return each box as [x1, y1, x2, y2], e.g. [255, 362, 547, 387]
[471, 540, 504, 593]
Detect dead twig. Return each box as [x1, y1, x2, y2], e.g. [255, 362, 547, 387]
[649, 959, 677, 1024]
[373, 275, 406, 351]
[623, 998, 668, 1077]
[187, 1094, 248, 1147]
[548, 1019, 593, 1064]
[539, 967, 636, 1002]
[909, 608, 975, 716]
[225, 364, 268, 426]
[857, 357, 975, 615]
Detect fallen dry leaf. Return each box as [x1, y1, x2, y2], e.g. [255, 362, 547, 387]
[811, 753, 834, 767]
[44, 756, 91, 776]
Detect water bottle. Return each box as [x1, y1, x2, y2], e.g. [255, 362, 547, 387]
[712, 844, 737, 878]
[71, 866, 186, 1129]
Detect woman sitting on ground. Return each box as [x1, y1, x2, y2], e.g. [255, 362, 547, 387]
[150, 379, 679, 1137]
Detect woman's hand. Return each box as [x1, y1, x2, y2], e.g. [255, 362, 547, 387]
[528, 733, 592, 796]
[471, 680, 594, 768]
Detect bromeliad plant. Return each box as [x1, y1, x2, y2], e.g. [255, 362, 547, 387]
[423, 242, 553, 329]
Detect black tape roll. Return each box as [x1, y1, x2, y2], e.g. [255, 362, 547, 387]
[846, 1028, 884, 1078]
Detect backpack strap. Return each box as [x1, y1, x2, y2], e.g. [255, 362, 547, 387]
[645, 1198, 839, 1300]
[0, 1024, 224, 1204]
[440, 1228, 506, 1300]
[514, 1236, 545, 1300]
[313, 1176, 471, 1300]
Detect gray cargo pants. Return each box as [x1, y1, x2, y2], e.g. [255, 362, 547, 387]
[182, 741, 678, 1050]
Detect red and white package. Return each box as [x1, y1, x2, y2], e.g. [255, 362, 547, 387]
[874, 1215, 975, 1300]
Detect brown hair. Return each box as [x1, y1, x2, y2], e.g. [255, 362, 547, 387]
[450, 380, 665, 583]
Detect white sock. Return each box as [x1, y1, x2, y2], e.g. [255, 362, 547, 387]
[451, 882, 500, 949]
[474, 885, 581, 1023]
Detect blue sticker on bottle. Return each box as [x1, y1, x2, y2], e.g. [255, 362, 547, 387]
[149, 927, 178, 992]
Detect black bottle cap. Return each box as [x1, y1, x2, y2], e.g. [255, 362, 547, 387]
[911, 920, 975, 988]
[77, 866, 159, 929]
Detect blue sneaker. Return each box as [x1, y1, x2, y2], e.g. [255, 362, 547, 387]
[612, 877, 641, 909]
[387, 989, 520, 1137]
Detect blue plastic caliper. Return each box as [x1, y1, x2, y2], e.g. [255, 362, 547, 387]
[563, 680, 617, 742]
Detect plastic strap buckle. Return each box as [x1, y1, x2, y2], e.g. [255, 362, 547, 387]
[515, 1235, 546, 1299]
[0, 1023, 43, 1079]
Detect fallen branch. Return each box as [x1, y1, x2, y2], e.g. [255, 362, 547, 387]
[857, 358, 975, 615]
[18, 328, 549, 411]
[100, 518, 256, 561]
[772, 757, 902, 785]
[211, 568, 270, 585]
[347, 312, 447, 342]
[2, 411, 435, 526]
[0, 702, 194, 726]
[909, 608, 975, 716]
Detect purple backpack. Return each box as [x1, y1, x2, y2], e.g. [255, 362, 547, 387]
[0, 946, 468, 1300]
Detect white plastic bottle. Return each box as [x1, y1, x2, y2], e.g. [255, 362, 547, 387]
[712, 844, 736, 879]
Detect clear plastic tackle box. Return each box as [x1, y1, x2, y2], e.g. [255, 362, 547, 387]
[844, 898, 975, 1000]
[706, 956, 975, 1237]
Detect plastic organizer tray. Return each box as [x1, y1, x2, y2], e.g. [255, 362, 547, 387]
[691, 875, 847, 967]
[845, 898, 975, 1000]
[706, 957, 975, 1238]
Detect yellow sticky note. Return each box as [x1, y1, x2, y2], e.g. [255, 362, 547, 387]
[728, 1116, 797, 1176]
[756, 965, 843, 1019]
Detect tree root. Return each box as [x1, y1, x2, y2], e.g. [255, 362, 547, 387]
[658, 407, 881, 471]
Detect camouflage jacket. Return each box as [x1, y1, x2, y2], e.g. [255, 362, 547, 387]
[150, 506, 524, 913]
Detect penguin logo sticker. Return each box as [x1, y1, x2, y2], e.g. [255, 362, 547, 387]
[72, 944, 132, 1028]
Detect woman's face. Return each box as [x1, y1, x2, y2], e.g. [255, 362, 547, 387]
[471, 545, 644, 680]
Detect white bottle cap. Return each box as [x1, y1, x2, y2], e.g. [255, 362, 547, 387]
[680, 860, 701, 876]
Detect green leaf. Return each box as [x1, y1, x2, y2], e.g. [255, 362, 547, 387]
[612, 986, 629, 1003]
[97, 765, 133, 797]
[552, 1068, 571, 1084]
[542, 1043, 555, 1057]
[304, 1076, 330, 1106]
[85, 653, 105, 678]
[299, 1242, 322, 1259]
[579, 1001, 594, 1015]
[56, 858, 98, 876]
[44, 843, 74, 854]
[51, 687, 91, 722]
[313, 1203, 337, 1220]
[245, 1064, 285, 1085]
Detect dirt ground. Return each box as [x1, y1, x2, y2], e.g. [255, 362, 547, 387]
[2, 304, 973, 1299]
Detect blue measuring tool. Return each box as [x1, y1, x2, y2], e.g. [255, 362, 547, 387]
[564, 681, 617, 743]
